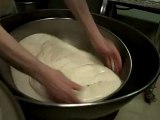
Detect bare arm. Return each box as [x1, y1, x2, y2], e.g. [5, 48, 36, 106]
[0, 25, 42, 76]
[64, 0, 103, 44]
[0, 25, 80, 103]
[64, 0, 122, 73]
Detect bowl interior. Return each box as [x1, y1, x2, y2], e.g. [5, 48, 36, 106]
[0, 18, 132, 101]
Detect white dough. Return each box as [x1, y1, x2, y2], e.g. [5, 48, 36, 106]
[11, 33, 122, 103]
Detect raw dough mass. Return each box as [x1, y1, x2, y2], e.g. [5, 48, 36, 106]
[11, 33, 121, 103]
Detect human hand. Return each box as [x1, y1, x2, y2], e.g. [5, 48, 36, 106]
[91, 37, 122, 73]
[63, 0, 122, 73]
[36, 66, 81, 104]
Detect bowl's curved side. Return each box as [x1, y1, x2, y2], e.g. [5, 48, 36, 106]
[17, 95, 134, 120]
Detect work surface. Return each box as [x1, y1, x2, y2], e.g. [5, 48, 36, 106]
[110, 0, 160, 9]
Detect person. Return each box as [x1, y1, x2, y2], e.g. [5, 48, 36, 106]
[0, 0, 122, 103]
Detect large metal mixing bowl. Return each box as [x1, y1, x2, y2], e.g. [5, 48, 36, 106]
[10, 17, 132, 98]
[0, 10, 159, 120]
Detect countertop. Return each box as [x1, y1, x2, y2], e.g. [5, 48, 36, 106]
[110, 0, 160, 9]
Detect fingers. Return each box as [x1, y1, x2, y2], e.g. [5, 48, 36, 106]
[64, 78, 82, 90]
[48, 86, 81, 104]
[105, 56, 112, 70]
[104, 48, 122, 74]
[105, 40, 122, 73]
[57, 71, 82, 90]
[46, 70, 81, 103]
[112, 48, 122, 73]
[65, 91, 81, 103]
[106, 55, 122, 74]
[60, 78, 82, 103]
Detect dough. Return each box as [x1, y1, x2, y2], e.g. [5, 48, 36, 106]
[11, 33, 121, 103]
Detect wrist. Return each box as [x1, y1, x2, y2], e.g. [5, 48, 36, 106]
[87, 32, 106, 47]
[31, 62, 56, 83]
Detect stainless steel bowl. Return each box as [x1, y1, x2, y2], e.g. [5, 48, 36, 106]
[0, 10, 159, 120]
[11, 18, 132, 99]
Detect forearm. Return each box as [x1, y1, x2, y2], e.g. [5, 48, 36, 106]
[0, 25, 48, 79]
[64, 0, 104, 45]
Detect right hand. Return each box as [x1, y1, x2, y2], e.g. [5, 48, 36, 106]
[36, 66, 81, 104]
[91, 37, 122, 73]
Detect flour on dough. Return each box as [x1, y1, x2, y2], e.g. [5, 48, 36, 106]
[11, 33, 121, 103]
